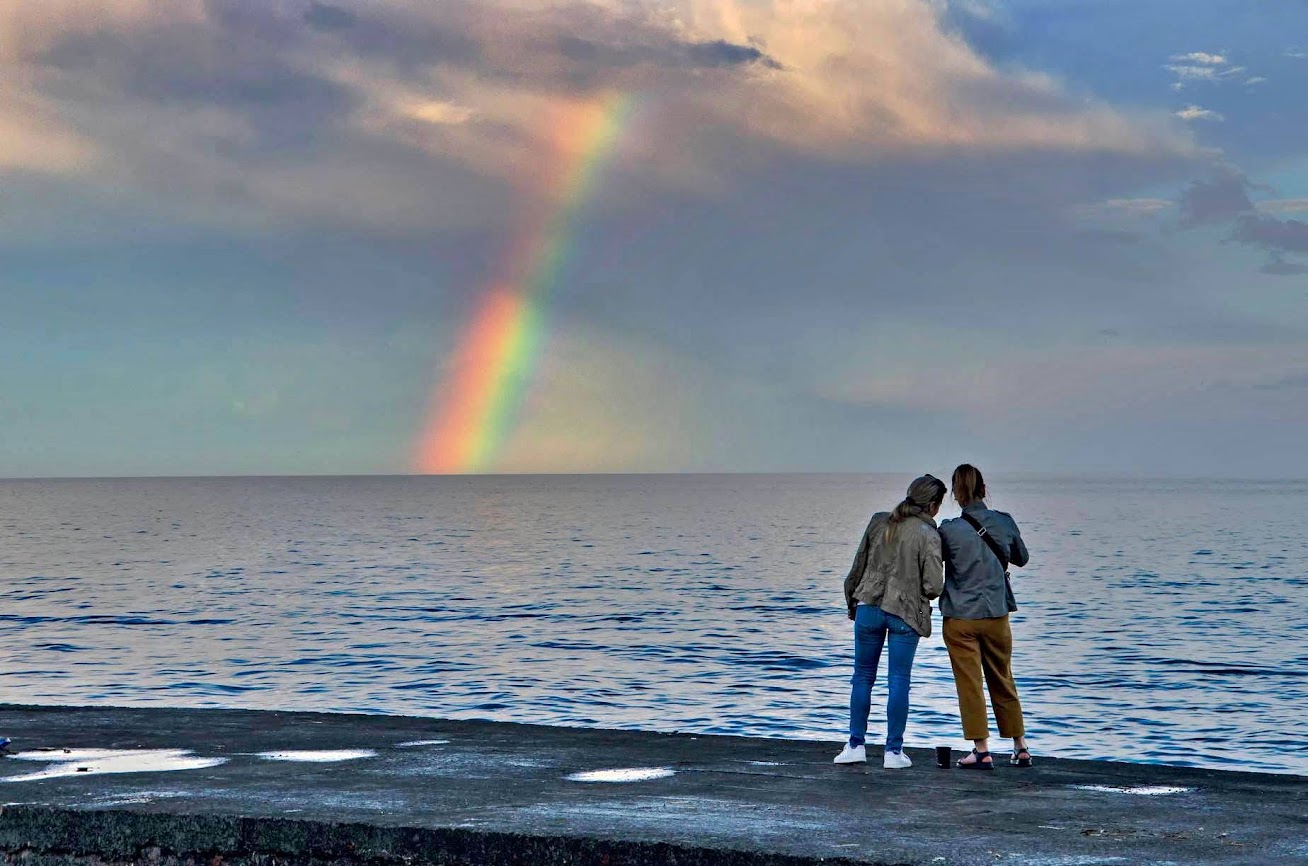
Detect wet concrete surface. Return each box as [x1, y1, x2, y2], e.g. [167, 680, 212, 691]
[0, 705, 1304, 865]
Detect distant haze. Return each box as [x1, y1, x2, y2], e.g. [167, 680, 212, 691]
[1, 1, 1305, 477]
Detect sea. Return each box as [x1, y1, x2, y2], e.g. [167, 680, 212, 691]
[1, 474, 1305, 776]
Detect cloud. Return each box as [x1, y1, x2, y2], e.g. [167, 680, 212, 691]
[1175, 105, 1224, 122]
[1286, 48, 1308, 59]
[1178, 169, 1308, 274]
[1233, 214, 1308, 254]
[685, 39, 782, 70]
[1070, 195, 1176, 240]
[1076, 197, 1174, 220]
[0, 90, 97, 173]
[822, 343, 1308, 425]
[0, 0, 1194, 232]
[304, 1, 357, 33]
[1164, 50, 1250, 92]
[1259, 256, 1308, 277]
[538, 34, 782, 78]
[1178, 169, 1254, 225]
[1245, 76, 1268, 85]
[686, 0, 1188, 158]
[1171, 52, 1228, 66]
[1260, 198, 1308, 215]
[1166, 65, 1225, 82]
[1165, 63, 1243, 83]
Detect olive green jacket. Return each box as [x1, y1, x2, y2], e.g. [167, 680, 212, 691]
[841, 512, 945, 637]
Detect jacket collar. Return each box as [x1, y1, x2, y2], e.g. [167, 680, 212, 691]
[914, 513, 939, 529]
[962, 501, 988, 513]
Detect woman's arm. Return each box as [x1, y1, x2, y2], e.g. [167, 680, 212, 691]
[842, 521, 873, 618]
[920, 527, 944, 600]
[1007, 516, 1030, 568]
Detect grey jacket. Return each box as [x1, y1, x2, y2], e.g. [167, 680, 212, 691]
[938, 501, 1029, 620]
[842, 512, 944, 637]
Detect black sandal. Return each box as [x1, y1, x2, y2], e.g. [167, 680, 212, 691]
[1011, 747, 1033, 768]
[956, 749, 994, 770]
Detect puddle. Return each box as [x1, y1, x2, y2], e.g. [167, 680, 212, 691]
[2, 749, 226, 783]
[14, 749, 173, 762]
[1072, 784, 1193, 796]
[566, 767, 675, 783]
[255, 749, 377, 762]
[396, 740, 450, 747]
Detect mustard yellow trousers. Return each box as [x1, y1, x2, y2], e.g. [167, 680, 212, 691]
[943, 615, 1026, 741]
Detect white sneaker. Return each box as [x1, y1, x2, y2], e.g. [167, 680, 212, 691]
[883, 750, 912, 769]
[833, 743, 866, 764]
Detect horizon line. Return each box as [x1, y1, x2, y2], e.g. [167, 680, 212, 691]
[1, 471, 1304, 483]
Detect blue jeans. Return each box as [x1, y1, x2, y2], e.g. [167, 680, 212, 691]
[848, 604, 920, 752]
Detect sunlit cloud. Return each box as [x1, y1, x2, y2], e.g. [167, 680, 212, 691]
[0, 0, 1194, 231]
[0, 89, 96, 173]
[677, 0, 1190, 159]
[1165, 49, 1249, 92]
[1176, 105, 1224, 122]
[1165, 64, 1242, 82]
[1171, 52, 1228, 66]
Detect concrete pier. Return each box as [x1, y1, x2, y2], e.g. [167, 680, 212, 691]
[0, 705, 1303, 865]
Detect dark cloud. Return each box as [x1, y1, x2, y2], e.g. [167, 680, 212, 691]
[296, 2, 777, 87]
[552, 36, 780, 81]
[37, 20, 358, 154]
[307, 5, 482, 70]
[304, 1, 357, 32]
[562, 146, 1218, 366]
[1234, 214, 1308, 254]
[686, 40, 783, 70]
[1178, 169, 1254, 226]
[1178, 168, 1308, 274]
[1259, 256, 1308, 276]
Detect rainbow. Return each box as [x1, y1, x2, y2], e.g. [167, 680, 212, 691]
[415, 92, 634, 474]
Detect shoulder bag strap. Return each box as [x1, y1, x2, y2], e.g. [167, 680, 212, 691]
[960, 512, 1009, 573]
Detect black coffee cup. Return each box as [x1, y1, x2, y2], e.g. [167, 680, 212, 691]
[935, 746, 952, 768]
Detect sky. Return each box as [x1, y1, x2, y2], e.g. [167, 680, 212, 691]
[0, 0, 1305, 477]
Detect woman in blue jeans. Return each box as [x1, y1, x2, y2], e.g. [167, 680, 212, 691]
[836, 475, 946, 768]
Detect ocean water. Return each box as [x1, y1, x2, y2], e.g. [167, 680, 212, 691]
[1, 474, 1305, 776]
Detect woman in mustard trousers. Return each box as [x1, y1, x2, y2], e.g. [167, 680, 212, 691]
[938, 464, 1032, 769]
